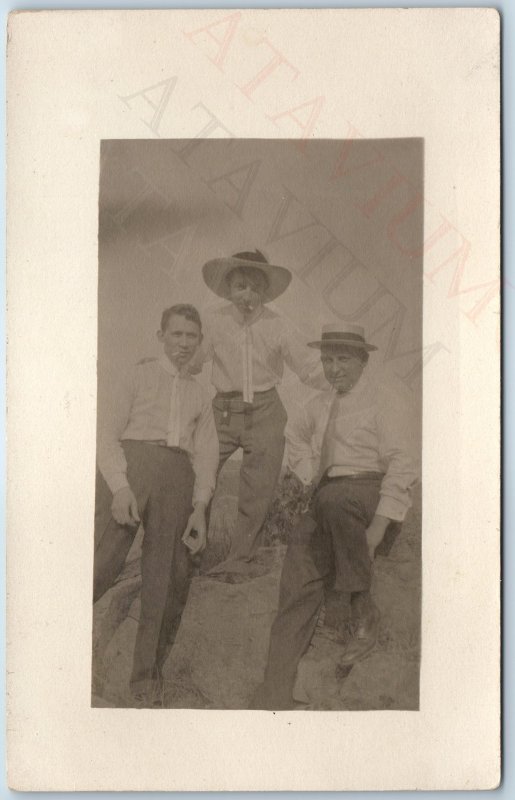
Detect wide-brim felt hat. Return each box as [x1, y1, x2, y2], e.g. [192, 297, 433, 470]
[308, 323, 378, 351]
[202, 250, 292, 303]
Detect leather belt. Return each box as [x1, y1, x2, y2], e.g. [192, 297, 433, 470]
[213, 389, 278, 430]
[326, 471, 385, 482]
[215, 387, 276, 400]
[125, 439, 187, 454]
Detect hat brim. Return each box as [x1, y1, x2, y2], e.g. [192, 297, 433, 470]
[202, 257, 292, 303]
[308, 338, 378, 351]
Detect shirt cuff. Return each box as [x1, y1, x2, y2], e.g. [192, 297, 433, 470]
[291, 462, 315, 486]
[104, 472, 130, 495]
[376, 494, 409, 522]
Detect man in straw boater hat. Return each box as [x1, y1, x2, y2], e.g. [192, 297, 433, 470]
[251, 323, 418, 709]
[198, 249, 326, 577]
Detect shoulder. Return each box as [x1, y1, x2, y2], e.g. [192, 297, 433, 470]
[206, 303, 232, 322]
[123, 356, 159, 380]
[262, 306, 283, 326]
[304, 389, 332, 418]
[135, 356, 158, 367]
[311, 388, 333, 407]
[132, 357, 159, 377]
[262, 305, 280, 319]
[262, 308, 291, 336]
[116, 357, 158, 392]
[288, 391, 330, 434]
[269, 313, 310, 344]
[203, 303, 235, 334]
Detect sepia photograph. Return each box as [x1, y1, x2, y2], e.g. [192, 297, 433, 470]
[92, 138, 423, 710]
[7, 8, 500, 790]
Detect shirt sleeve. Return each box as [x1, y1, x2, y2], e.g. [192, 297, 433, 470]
[279, 322, 328, 390]
[286, 401, 317, 485]
[191, 391, 219, 505]
[96, 368, 136, 494]
[375, 391, 419, 522]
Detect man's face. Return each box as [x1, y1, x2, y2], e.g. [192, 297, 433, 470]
[158, 314, 202, 368]
[321, 347, 365, 394]
[228, 268, 267, 316]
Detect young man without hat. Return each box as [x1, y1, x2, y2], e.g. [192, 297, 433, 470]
[198, 250, 326, 576]
[251, 323, 418, 709]
[94, 304, 219, 705]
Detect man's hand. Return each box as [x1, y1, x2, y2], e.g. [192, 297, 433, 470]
[182, 502, 208, 557]
[365, 514, 390, 561]
[111, 486, 140, 527]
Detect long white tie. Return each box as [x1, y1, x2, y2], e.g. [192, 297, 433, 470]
[242, 324, 254, 404]
[166, 373, 182, 447]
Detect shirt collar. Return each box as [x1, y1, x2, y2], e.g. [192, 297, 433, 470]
[332, 372, 369, 400]
[158, 354, 190, 378]
[230, 303, 266, 326]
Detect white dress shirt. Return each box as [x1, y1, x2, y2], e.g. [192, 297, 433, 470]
[286, 374, 419, 522]
[196, 304, 327, 401]
[97, 355, 219, 505]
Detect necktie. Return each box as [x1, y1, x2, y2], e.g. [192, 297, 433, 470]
[317, 394, 342, 481]
[242, 324, 254, 404]
[166, 372, 182, 447]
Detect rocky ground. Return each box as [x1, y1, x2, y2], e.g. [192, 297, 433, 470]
[92, 462, 421, 710]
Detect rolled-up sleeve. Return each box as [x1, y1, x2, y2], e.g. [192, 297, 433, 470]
[376, 396, 419, 522]
[191, 394, 219, 505]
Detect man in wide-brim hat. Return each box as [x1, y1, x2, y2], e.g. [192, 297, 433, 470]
[202, 250, 293, 305]
[196, 249, 326, 575]
[251, 323, 418, 709]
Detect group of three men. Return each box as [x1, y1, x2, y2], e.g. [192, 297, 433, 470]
[93, 249, 417, 709]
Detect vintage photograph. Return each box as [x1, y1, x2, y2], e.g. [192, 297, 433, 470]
[7, 7, 500, 790]
[91, 138, 423, 710]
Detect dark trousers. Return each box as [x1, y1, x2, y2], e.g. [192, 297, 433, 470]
[212, 387, 287, 561]
[259, 474, 401, 708]
[93, 441, 194, 694]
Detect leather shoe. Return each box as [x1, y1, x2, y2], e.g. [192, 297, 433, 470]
[338, 604, 380, 665]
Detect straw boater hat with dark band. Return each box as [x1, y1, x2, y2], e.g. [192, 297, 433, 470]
[308, 323, 378, 351]
[202, 250, 292, 303]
